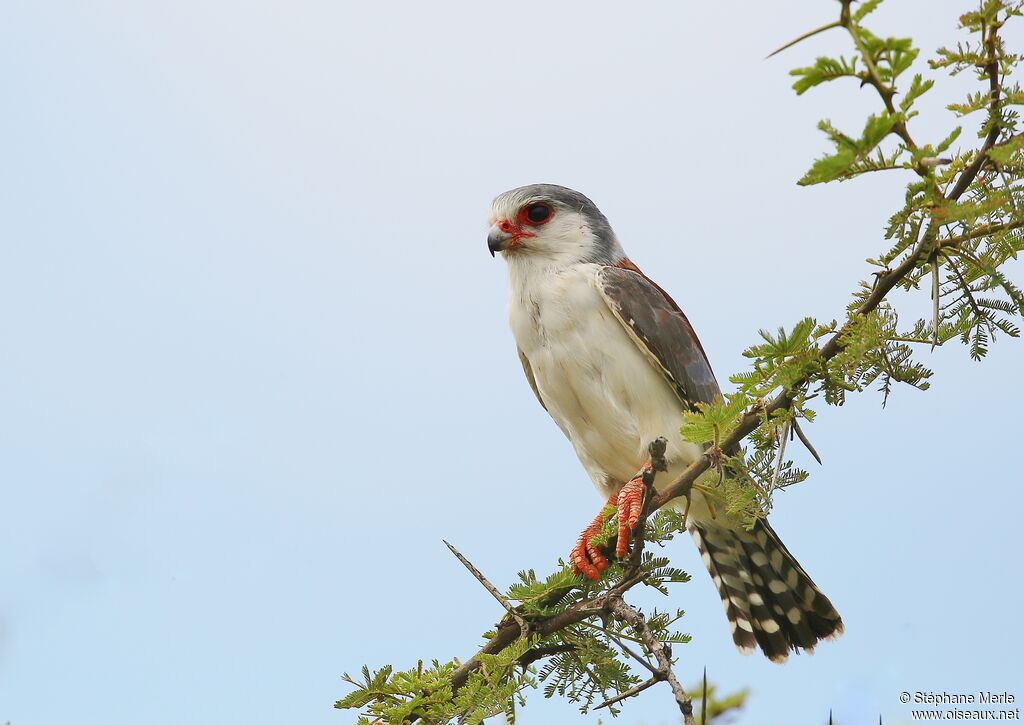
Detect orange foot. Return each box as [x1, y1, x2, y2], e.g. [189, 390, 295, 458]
[569, 495, 615, 580]
[569, 474, 649, 580]
[615, 475, 646, 559]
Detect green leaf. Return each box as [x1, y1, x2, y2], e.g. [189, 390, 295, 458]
[798, 147, 857, 185]
[988, 135, 1024, 164]
[680, 395, 749, 447]
[900, 73, 935, 111]
[887, 44, 920, 81]
[948, 90, 991, 117]
[853, 0, 884, 22]
[861, 112, 898, 148]
[798, 113, 898, 185]
[790, 56, 860, 95]
[935, 125, 963, 153]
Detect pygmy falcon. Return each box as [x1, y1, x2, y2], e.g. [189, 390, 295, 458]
[488, 183, 843, 662]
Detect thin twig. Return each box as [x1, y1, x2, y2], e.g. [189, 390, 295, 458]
[571, 650, 611, 706]
[937, 218, 1024, 250]
[948, 256, 996, 336]
[769, 420, 791, 492]
[678, 493, 692, 530]
[516, 644, 575, 668]
[578, 618, 646, 645]
[443, 540, 531, 638]
[594, 676, 661, 710]
[605, 629, 659, 675]
[766, 19, 843, 58]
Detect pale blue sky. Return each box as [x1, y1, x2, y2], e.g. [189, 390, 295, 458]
[1, 2, 1021, 724]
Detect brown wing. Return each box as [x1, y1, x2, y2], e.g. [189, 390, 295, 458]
[596, 262, 721, 410]
[517, 347, 547, 411]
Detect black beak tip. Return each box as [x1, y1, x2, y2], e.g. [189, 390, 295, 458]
[487, 230, 508, 258]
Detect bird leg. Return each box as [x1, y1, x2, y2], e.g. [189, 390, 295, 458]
[569, 496, 616, 580]
[570, 467, 650, 580]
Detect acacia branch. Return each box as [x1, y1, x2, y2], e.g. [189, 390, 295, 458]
[946, 17, 1004, 201]
[837, 2, 921, 157]
[608, 596, 694, 724]
[937, 218, 1024, 250]
[651, 223, 939, 509]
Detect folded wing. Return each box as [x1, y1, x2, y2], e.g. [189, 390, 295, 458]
[595, 263, 721, 412]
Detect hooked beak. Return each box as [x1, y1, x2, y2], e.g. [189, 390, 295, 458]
[487, 225, 512, 257]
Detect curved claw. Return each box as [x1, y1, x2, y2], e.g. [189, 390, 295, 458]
[570, 474, 648, 579]
[570, 499, 615, 580]
[615, 477, 646, 559]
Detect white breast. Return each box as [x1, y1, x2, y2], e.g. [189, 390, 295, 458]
[508, 260, 704, 496]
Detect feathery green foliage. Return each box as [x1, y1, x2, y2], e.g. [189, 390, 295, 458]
[680, 0, 1024, 532]
[337, 514, 698, 724]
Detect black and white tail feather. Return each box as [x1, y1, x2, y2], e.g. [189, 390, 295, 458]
[690, 519, 844, 663]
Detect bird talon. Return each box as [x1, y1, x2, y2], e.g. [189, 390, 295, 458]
[570, 498, 615, 580]
[615, 475, 646, 559]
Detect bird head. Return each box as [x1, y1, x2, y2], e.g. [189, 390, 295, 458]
[487, 184, 624, 267]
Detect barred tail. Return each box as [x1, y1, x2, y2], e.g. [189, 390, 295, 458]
[690, 519, 843, 663]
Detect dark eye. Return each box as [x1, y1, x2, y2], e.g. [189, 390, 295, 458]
[525, 203, 552, 224]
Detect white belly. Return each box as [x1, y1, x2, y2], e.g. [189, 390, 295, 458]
[508, 262, 704, 496]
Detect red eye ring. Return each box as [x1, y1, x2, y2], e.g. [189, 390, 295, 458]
[518, 203, 553, 226]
